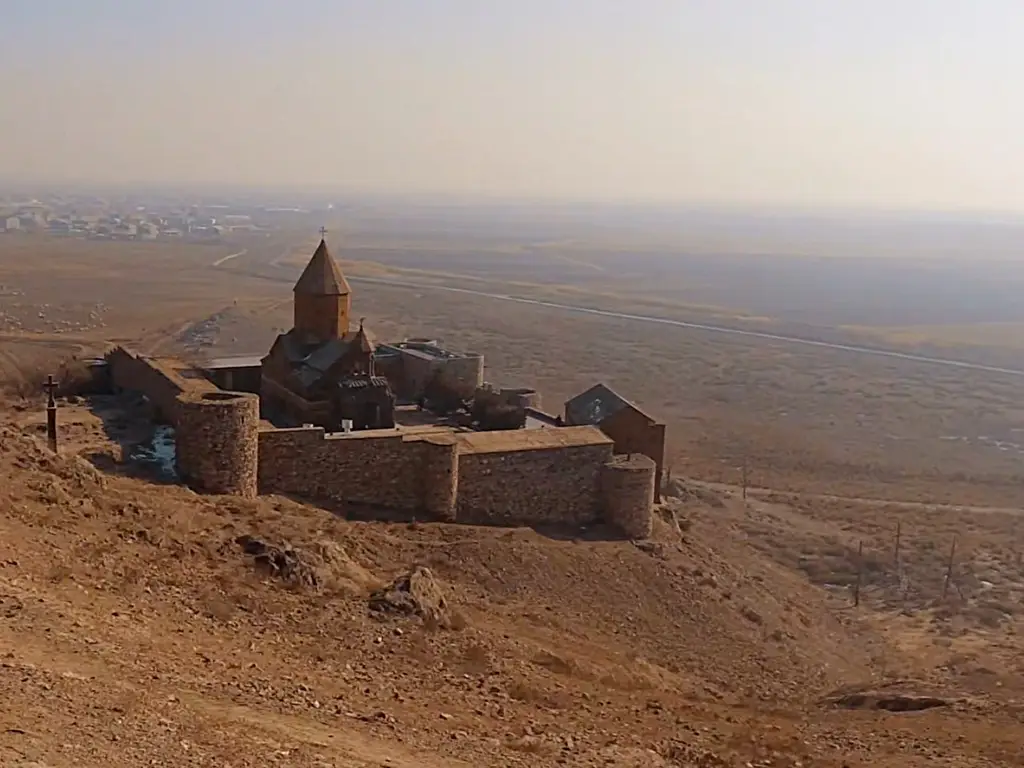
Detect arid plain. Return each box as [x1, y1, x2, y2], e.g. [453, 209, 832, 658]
[2, 211, 1024, 766]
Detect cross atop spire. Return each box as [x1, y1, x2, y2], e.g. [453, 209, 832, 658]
[318, 226, 328, 240]
[294, 235, 350, 296]
[292, 232, 353, 340]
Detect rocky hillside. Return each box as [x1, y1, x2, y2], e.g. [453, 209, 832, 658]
[0, 418, 1015, 767]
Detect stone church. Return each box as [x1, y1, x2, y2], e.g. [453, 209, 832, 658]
[260, 236, 396, 431]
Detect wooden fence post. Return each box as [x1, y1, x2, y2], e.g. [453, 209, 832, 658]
[893, 520, 901, 568]
[942, 536, 958, 600]
[853, 540, 864, 607]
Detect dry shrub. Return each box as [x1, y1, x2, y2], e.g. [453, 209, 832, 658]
[54, 357, 95, 396]
[0, 354, 95, 401]
[0, 357, 49, 400]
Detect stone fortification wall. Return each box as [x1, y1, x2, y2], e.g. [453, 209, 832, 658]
[106, 346, 191, 424]
[395, 350, 436, 399]
[176, 391, 259, 497]
[600, 454, 655, 539]
[204, 364, 261, 394]
[103, 348, 652, 528]
[474, 385, 539, 410]
[437, 354, 484, 400]
[598, 409, 667, 502]
[392, 347, 484, 401]
[498, 387, 541, 410]
[258, 426, 426, 511]
[455, 437, 614, 527]
[256, 423, 619, 528]
[372, 354, 405, 398]
[106, 347, 260, 497]
[419, 434, 459, 521]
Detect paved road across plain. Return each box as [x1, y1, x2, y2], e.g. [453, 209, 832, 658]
[346, 275, 1024, 378]
[210, 244, 1024, 379]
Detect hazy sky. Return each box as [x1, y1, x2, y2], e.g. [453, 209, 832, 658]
[3, 1, 1024, 210]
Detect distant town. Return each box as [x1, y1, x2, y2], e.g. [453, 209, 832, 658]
[0, 190, 327, 242]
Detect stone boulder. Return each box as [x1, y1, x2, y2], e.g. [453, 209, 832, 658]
[368, 566, 452, 627]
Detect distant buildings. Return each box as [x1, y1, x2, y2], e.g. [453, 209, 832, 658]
[18, 213, 45, 230]
[48, 218, 72, 234]
[0, 193, 286, 241]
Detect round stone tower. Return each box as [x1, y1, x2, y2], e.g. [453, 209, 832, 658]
[600, 454, 656, 539]
[175, 391, 259, 498]
[419, 434, 459, 521]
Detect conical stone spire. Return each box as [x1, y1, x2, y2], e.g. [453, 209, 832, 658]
[292, 231, 353, 340]
[293, 237, 351, 296]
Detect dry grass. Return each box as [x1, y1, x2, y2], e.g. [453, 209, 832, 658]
[0, 352, 97, 402]
[841, 321, 1024, 352]
[3, 222, 1024, 765]
[0, 414, 902, 765]
[5, 234, 1024, 510]
[3, 343, 1024, 764]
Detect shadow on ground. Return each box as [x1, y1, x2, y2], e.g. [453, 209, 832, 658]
[84, 394, 179, 485]
[267, 493, 634, 541]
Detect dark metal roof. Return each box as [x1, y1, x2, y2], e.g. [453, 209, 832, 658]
[274, 331, 312, 365]
[292, 366, 321, 390]
[304, 337, 350, 372]
[203, 355, 264, 370]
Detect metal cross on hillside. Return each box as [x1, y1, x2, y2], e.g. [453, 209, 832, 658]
[319, 226, 328, 239]
[43, 374, 58, 453]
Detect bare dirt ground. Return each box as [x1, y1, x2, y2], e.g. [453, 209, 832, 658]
[2, 233, 1024, 765]
[2, 404, 1023, 767]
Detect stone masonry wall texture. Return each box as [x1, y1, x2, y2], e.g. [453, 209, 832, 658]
[598, 407, 666, 501]
[257, 424, 620, 527]
[455, 443, 614, 527]
[107, 347, 186, 424]
[258, 427, 424, 511]
[419, 435, 459, 521]
[600, 454, 656, 539]
[107, 347, 657, 533]
[176, 391, 259, 498]
[438, 355, 484, 399]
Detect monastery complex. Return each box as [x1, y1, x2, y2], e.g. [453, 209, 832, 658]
[100, 236, 668, 537]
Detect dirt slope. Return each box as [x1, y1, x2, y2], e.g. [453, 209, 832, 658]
[0, 415, 1019, 766]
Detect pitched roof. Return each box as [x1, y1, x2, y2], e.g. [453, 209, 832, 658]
[564, 382, 633, 426]
[304, 337, 351, 373]
[293, 238, 351, 296]
[280, 325, 380, 393]
[352, 321, 375, 354]
[263, 330, 319, 368]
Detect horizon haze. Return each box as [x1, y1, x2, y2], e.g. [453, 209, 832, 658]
[4, 1, 1024, 212]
